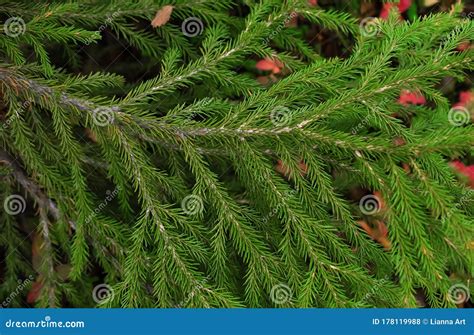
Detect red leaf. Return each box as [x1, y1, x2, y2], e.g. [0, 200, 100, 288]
[398, 0, 412, 13]
[397, 90, 426, 106]
[450, 161, 474, 188]
[373, 191, 386, 211]
[256, 59, 276, 71]
[276, 159, 308, 177]
[380, 3, 397, 19]
[256, 58, 283, 74]
[151, 5, 174, 28]
[380, 1, 411, 20]
[457, 41, 471, 51]
[357, 220, 374, 237]
[27, 279, 43, 304]
[375, 220, 392, 250]
[454, 91, 473, 108]
[357, 220, 391, 250]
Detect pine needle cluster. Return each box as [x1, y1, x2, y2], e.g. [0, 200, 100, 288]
[0, 0, 472, 308]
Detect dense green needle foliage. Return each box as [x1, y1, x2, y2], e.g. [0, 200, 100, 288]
[0, 0, 472, 308]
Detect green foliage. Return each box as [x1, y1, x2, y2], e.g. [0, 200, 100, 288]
[0, 0, 472, 308]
